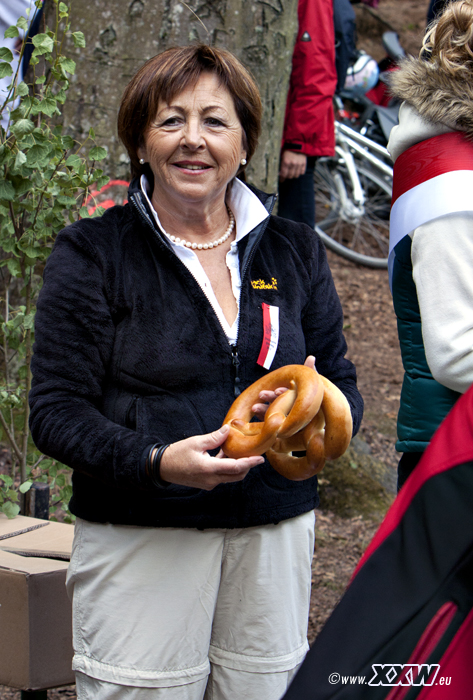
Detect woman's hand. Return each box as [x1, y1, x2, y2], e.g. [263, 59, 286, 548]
[251, 355, 316, 419]
[159, 425, 265, 490]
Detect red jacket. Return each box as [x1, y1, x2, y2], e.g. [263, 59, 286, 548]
[282, 0, 337, 158]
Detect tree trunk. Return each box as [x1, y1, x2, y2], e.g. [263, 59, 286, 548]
[57, 0, 298, 192]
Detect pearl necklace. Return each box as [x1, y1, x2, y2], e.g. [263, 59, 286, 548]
[164, 208, 235, 250]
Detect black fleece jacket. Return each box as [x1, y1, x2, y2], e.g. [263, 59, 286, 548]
[29, 179, 363, 529]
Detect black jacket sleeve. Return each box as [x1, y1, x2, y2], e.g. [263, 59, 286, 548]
[29, 223, 160, 491]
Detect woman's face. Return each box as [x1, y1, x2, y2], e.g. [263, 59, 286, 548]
[138, 72, 247, 210]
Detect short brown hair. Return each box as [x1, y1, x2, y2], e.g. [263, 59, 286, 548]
[117, 45, 262, 178]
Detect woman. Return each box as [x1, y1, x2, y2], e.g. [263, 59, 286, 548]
[388, 0, 473, 488]
[29, 45, 363, 699]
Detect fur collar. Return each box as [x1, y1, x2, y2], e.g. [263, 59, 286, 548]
[389, 56, 473, 140]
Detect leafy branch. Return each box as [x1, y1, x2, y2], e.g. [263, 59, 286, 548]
[0, 0, 108, 518]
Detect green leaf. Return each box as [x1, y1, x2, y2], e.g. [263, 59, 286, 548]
[14, 150, 27, 168]
[0, 63, 13, 79]
[96, 175, 110, 190]
[19, 480, 33, 494]
[0, 181, 15, 201]
[0, 47, 14, 62]
[61, 135, 74, 149]
[57, 195, 77, 206]
[10, 118, 34, 137]
[65, 154, 82, 170]
[55, 88, 67, 104]
[89, 206, 106, 218]
[4, 27, 20, 39]
[26, 144, 49, 166]
[89, 146, 108, 161]
[21, 246, 42, 260]
[2, 501, 20, 519]
[17, 17, 29, 32]
[72, 31, 86, 48]
[39, 97, 59, 117]
[32, 33, 55, 54]
[6, 257, 22, 276]
[59, 57, 76, 75]
[16, 81, 29, 96]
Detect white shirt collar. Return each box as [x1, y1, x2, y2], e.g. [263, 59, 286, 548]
[138, 175, 270, 343]
[139, 174, 269, 244]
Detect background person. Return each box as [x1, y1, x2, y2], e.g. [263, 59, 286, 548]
[388, 0, 473, 489]
[278, 0, 338, 229]
[29, 44, 363, 699]
[333, 0, 358, 93]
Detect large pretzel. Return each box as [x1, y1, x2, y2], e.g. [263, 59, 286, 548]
[222, 365, 353, 480]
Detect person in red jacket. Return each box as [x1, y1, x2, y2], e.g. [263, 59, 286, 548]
[278, 0, 337, 228]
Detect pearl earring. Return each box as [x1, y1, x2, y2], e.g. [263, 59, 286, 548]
[241, 158, 247, 166]
[139, 158, 145, 165]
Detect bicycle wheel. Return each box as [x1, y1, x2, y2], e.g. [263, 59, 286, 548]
[314, 159, 391, 268]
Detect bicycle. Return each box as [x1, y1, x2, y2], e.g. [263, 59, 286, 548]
[313, 30, 405, 269]
[314, 120, 393, 268]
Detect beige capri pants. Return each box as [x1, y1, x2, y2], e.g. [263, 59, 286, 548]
[66, 510, 316, 700]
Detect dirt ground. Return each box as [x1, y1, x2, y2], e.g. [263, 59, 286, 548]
[308, 249, 403, 643]
[354, 0, 431, 61]
[0, 1, 431, 697]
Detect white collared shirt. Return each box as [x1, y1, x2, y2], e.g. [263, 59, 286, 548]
[140, 176, 269, 344]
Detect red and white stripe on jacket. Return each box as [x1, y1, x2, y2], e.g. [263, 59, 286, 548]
[389, 131, 473, 287]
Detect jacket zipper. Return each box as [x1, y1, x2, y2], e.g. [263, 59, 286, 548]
[231, 344, 241, 396]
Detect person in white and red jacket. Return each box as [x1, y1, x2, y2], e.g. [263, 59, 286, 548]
[278, 0, 338, 228]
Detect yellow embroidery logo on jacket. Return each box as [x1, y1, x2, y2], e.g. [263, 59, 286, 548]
[251, 278, 278, 290]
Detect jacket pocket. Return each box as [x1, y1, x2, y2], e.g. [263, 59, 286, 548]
[135, 392, 207, 444]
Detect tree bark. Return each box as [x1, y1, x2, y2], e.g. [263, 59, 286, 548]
[56, 0, 298, 192]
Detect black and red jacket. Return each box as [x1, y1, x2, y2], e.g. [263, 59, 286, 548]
[284, 382, 473, 699]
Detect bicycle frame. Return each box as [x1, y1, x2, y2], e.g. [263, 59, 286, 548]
[336, 122, 393, 180]
[314, 121, 393, 268]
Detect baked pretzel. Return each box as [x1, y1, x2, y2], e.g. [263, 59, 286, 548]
[222, 365, 352, 480]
